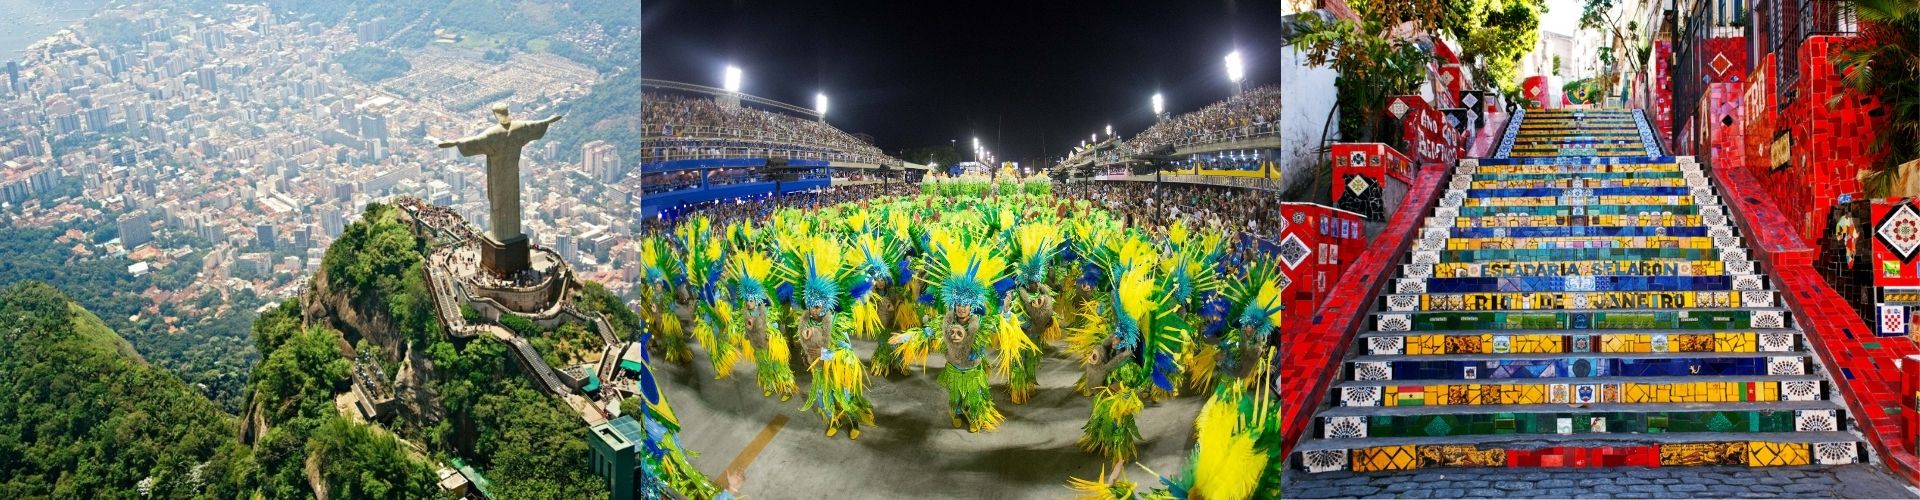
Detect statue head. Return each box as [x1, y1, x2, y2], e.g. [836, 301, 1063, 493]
[491, 103, 511, 126]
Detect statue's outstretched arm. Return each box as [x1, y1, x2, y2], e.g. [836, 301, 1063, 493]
[435, 134, 480, 149]
[540, 115, 564, 125]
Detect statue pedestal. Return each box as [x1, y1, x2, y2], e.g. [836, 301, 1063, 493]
[480, 233, 531, 278]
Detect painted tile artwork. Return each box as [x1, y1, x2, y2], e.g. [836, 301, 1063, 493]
[1290, 108, 1866, 473]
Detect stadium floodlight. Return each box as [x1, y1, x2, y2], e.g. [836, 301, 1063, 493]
[1091, 133, 1097, 143]
[1224, 51, 1245, 83]
[1106, 124, 1113, 137]
[973, 137, 980, 150]
[1152, 93, 1165, 115]
[723, 65, 743, 92]
[815, 92, 829, 116]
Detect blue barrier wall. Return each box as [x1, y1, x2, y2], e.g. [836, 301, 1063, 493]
[639, 158, 831, 219]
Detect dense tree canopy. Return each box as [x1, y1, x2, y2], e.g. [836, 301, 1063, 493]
[1441, 0, 1544, 95]
[320, 202, 441, 345]
[338, 47, 414, 82]
[0, 282, 234, 497]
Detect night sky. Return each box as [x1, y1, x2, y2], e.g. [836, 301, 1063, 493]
[640, 0, 1293, 163]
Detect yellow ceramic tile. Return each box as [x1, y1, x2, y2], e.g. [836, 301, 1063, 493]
[1746, 442, 1810, 467]
[1715, 332, 1756, 353]
[1600, 334, 1626, 353]
[1758, 382, 1777, 402]
[1625, 383, 1650, 403]
[1519, 385, 1545, 405]
[1354, 445, 1418, 472]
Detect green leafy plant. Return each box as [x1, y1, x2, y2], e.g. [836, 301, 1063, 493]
[1834, 0, 1920, 196]
[1440, 0, 1546, 95]
[1293, 13, 1433, 143]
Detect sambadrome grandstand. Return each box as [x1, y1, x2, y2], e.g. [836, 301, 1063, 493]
[1054, 85, 1309, 194]
[637, 80, 923, 219]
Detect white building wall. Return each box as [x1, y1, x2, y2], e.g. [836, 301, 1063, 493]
[1277, 43, 1340, 202]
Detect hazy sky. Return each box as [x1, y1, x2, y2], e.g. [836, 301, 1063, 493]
[1541, 0, 1586, 36]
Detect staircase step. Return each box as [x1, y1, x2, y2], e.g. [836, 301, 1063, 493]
[1333, 373, 1826, 388]
[1402, 276, 1761, 293]
[1372, 309, 1792, 332]
[1414, 248, 1738, 262]
[1356, 328, 1803, 338]
[1346, 354, 1814, 381]
[1318, 399, 1844, 418]
[1332, 377, 1827, 407]
[1384, 291, 1776, 312]
[1400, 260, 1755, 279]
[1295, 430, 1862, 454]
[1294, 110, 1858, 475]
[1354, 331, 1802, 356]
[1452, 204, 1711, 216]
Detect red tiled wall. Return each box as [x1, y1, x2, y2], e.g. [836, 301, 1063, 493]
[1639, 41, 1675, 145]
[1521, 76, 1554, 109]
[1715, 162, 1920, 486]
[1873, 201, 1920, 288]
[1705, 82, 1746, 172]
[1700, 37, 1749, 84]
[1742, 37, 1886, 245]
[1279, 162, 1450, 460]
[1276, 203, 1368, 339]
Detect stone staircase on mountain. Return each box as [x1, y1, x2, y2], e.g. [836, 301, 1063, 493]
[1291, 109, 1869, 473]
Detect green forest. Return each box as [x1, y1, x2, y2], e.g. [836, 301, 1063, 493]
[0, 222, 259, 411]
[0, 282, 234, 497]
[546, 69, 645, 162]
[338, 47, 414, 82]
[307, 202, 609, 497]
[0, 202, 611, 497]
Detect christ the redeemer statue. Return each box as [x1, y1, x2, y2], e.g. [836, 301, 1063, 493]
[437, 104, 561, 277]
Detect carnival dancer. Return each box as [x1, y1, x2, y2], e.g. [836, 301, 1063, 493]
[1008, 221, 1062, 403]
[678, 217, 737, 377]
[893, 227, 1033, 432]
[775, 235, 875, 439]
[629, 329, 722, 500]
[1068, 235, 1191, 465]
[845, 213, 909, 375]
[641, 237, 695, 364]
[725, 251, 796, 400]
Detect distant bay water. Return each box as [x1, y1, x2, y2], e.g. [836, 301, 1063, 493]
[1, 0, 106, 57]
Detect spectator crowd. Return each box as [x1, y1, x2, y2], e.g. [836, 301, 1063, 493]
[1125, 85, 1283, 154]
[1057, 182, 1291, 265]
[643, 183, 921, 234]
[643, 92, 899, 165]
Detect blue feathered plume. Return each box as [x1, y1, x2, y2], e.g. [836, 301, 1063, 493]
[1151, 351, 1177, 391]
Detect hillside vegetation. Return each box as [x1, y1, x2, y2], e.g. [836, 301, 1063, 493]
[0, 202, 611, 497]
[0, 282, 233, 497]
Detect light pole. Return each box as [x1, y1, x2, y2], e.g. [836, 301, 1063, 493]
[1152, 92, 1166, 120]
[721, 64, 743, 107]
[1224, 50, 1245, 95]
[814, 92, 828, 123]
